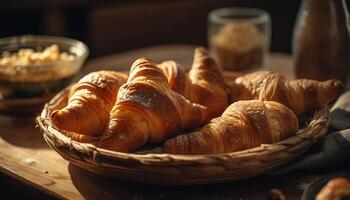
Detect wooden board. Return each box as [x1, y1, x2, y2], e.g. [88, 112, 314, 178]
[0, 45, 318, 200]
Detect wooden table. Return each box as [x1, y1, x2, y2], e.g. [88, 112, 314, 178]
[83, 44, 295, 79]
[0, 45, 324, 200]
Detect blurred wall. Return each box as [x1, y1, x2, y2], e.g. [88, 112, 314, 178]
[0, 0, 304, 57]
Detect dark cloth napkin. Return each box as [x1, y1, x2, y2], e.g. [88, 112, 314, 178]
[269, 91, 350, 175]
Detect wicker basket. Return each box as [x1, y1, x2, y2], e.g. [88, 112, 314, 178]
[36, 87, 330, 185]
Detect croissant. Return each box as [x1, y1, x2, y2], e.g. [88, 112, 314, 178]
[98, 58, 208, 152]
[230, 71, 343, 116]
[316, 177, 350, 200]
[157, 60, 190, 96]
[163, 100, 299, 154]
[158, 47, 230, 118]
[51, 70, 128, 142]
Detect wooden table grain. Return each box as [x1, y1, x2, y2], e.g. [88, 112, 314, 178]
[0, 45, 323, 200]
[83, 44, 295, 79]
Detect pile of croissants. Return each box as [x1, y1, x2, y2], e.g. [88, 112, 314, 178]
[51, 47, 344, 154]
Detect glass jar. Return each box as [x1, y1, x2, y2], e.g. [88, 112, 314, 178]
[208, 7, 271, 71]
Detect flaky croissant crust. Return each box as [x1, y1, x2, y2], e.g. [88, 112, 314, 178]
[98, 58, 208, 152]
[158, 47, 230, 119]
[51, 70, 128, 142]
[230, 71, 343, 116]
[163, 100, 299, 154]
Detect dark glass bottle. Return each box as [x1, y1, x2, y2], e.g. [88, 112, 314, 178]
[293, 0, 350, 85]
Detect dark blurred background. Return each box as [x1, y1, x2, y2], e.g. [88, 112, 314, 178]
[0, 0, 315, 57]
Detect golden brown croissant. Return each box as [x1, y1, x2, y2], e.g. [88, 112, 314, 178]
[230, 71, 344, 116]
[98, 58, 208, 152]
[316, 177, 350, 200]
[158, 47, 230, 118]
[163, 100, 299, 154]
[51, 71, 128, 142]
[157, 60, 190, 96]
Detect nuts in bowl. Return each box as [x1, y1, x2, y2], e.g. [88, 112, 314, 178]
[0, 35, 88, 115]
[0, 44, 74, 66]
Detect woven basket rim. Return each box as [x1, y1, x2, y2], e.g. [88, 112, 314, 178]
[36, 86, 330, 165]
